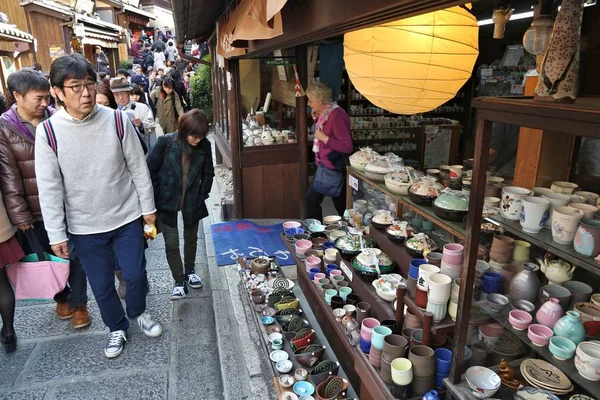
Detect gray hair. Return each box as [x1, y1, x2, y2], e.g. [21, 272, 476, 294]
[306, 81, 332, 104]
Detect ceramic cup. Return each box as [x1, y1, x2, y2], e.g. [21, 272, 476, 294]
[484, 197, 501, 208]
[339, 287, 353, 302]
[500, 186, 532, 221]
[356, 302, 371, 325]
[575, 190, 600, 206]
[408, 345, 435, 378]
[542, 192, 571, 228]
[540, 284, 572, 311]
[383, 334, 408, 362]
[271, 338, 283, 350]
[574, 219, 600, 258]
[329, 269, 342, 278]
[475, 260, 490, 277]
[361, 317, 380, 342]
[520, 196, 551, 234]
[551, 206, 584, 245]
[425, 252, 443, 268]
[564, 281, 593, 309]
[427, 273, 452, 304]
[443, 243, 464, 265]
[371, 326, 392, 350]
[410, 259, 428, 279]
[434, 348, 452, 375]
[313, 273, 326, 284]
[417, 264, 441, 291]
[426, 299, 448, 322]
[449, 165, 464, 179]
[331, 295, 345, 309]
[512, 240, 531, 262]
[570, 203, 599, 220]
[391, 358, 413, 386]
[346, 293, 360, 306]
[324, 289, 337, 304]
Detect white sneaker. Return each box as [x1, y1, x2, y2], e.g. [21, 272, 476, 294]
[170, 285, 187, 301]
[187, 273, 203, 289]
[105, 330, 127, 358]
[137, 312, 162, 337]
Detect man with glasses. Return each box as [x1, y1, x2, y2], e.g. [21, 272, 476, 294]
[35, 54, 162, 358]
[0, 69, 90, 332]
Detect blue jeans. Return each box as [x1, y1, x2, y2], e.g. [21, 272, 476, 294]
[70, 219, 147, 332]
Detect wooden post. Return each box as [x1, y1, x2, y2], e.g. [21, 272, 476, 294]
[395, 286, 406, 331]
[226, 59, 243, 220]
[422, 312, 433, 347]
[449, 113, 492, 383]
[295, 45, 309, 219]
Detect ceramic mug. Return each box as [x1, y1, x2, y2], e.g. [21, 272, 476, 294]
[371, 326, 393, 350]
[501, 186, 532, 221]
[519, 196, 550, 234]
[551, 206, 584, 245]
[574, 219, 600, 258]
[512, 240, 531, 262]
[391, 358, 413, 386]
[575, 190, 600, 206]
[542, 192, 571, 228]
[570, 203, 599, 220]
[417, 264, 441, 291]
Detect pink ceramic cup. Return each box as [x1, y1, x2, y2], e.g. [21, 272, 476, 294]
[295, 239, 312, 255]
[442, 243, 464, 265]
[361, 317, 381, 341]
[283, 221, 301, 229]
[305, 256, 321, 269]
[528, 324, 553, 347]
[329, 270, 342, 278]
[508, 310, 532, 331]
[313, 273, 326, 284]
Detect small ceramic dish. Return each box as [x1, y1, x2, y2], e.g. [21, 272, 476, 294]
[294, 368, 308, 381]
[279, 374, 295, 389]
[261, 316, 275, 325]
[549, 336, 576, 360]
[280, 391, 299, 400]
[510, 299, 536, 313]
[323, 215, 342, 225]
[528, 324, 553, 347]
[270, 350, 289, 363]
[293, 381, 315, 396]
[508, 310, 533, 331]
[266, 325, 282, 334]
[276, 359, 293, 373]
[269, 332, 283, 343]
[486, 293, 509, 312]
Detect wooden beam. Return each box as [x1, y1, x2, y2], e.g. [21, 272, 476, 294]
[226, 58, 244, 220]
[295, 44, 309, 219]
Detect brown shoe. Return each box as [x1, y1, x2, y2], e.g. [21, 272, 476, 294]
[72, 305, 91, 329]
[56, 302, 73, 320]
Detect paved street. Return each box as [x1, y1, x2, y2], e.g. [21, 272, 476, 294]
[1, 136, 276, 400]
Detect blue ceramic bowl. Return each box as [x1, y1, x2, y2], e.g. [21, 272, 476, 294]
[360, 337, 371, 354]
[309, 267, 321, 281]
[293, 381, 315, 396]
[481, 271, 503, 282]
[285, 227, 305, 236]
[549, 336, 576, 360]
[261, 316, 275, 325]
[323, 241, 335, 249]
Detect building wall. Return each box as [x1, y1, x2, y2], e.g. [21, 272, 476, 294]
[0, 0, 34, 66]
[28, 11, 68, 71]
[140, 5, 173, 30]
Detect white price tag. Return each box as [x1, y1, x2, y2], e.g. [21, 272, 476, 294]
[511, 84, 524, 94]
[349, 175, 359, 191]
[481, 68, 493, 77]
[339, 262, 353, 282]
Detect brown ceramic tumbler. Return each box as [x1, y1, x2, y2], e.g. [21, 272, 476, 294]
[383, 334, 408, 362]
[408, 345, 435, 378]
[356, 302, 371, 325]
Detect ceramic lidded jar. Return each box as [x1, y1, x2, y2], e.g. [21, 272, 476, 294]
[409, 178, 443, 206]
[536, 298, 565, 328]
[508, 262, 540, 303]
[553, 311, 586, 345]
[433, 190, 469, 222]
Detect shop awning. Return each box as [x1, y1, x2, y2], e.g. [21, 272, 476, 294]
[0, 22, 34, 43]
[171, 0, 227, 40]
[80, 25, 120, 48]
[123, 5, 156, 20]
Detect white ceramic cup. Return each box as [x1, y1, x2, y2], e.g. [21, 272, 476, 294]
[449, 165, 464, 179]
[542, 192, 571, 228]
[519, 196, 551, 234]
[569, 203, 598, 220]
[551, 181, 579, 195]
[575, 191, 599, 206]
[551, 206, 584, 245]
[426, 299, 448, 323]
[500, 186, 532, 221]
[391, 358, 413, 386]
[427, 273, 452, 303]
[417, 264, 441, 291]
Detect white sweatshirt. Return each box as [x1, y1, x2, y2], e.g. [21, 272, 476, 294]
[35, 105, 156, 244]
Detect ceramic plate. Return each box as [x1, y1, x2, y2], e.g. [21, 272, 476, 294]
[569, 395, 596, 400]
[270, 350, 289, 363]
[280, 391, 299, 400]
[520, 359, 572, 391]
[267, 279, 295, 290]
[514, 386, 561, 400]
[262, 307, 277, 317]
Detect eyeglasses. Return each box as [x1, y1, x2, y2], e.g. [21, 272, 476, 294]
[63, 82, 97, 94]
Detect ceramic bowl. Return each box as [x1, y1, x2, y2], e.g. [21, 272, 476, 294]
[549, 336, 576, 360]
[283, 221, 302, 230]
[323, 215, 342, 225]
[508, 310, 533, 331]
[269, 332, 283, 343]
[465, 366, 501, 399]
[292, 381, 315, 397]
[510, 299, 536, 313]
[551, 181, 579, 194]
[270, 350, 289, 363]
[279, 374, 295, 388]
[281, 392, 299, 400]
[528, 324, 553, 347]
[277, 359, 293, 373]
[486, 293, 509, 312]
[575, 341, 600, 381]
[574, 302, 600, 324]
[261, 316, 275, 325]
[294, 368, 308, 381]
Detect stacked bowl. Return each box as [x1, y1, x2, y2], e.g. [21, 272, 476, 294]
[284, 221, 303, 242]
[434, 348, 452, 388]
[416, 264, 440, 309]
[369, 326, 392, 368]
[408, 345, 436, 396]
[426, 273, 452, 323]
[440, 244, 463, 280]
[489, 235, 515, 267]
[360, 318, 380, 355]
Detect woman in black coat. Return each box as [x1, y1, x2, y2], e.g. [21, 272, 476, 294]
[146, 110, 214, 300]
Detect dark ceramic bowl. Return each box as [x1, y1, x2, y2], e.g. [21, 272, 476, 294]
[351, 256, 397, 278]
[334, 236, 376, 259]
[408, 191, 437, 206]
[370, 220, 393, 231]
[293, 345, 326, 368]
[433, 204, 468, 222]
[309, 361, 340, 386]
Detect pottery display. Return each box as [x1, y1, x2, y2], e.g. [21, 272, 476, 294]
[352, 249, 396, 277]
[372, 274, 404, 302]
[549, 336, 577, 361]
[520, 358, 573, 394]
[465, 366, 501, 399]
[364, 158, 395, 182]
[520, 196, 551, 234]
[550, 181, 580, 195]
[551, 206, 584, 244]
[386, 221, 413, 244]
[542, 192, 572, 228]
[334, 235, 376, 259]
[349, 148, 379, 171]
[405, 234, 439, 258]
[384, 171, 413, 195]
[408, 345, 435, 378]
[537, 257, 576, 285]
[574, 219, 600, 258]
[371, 210, 395, 230]
[408, 179, 443, 206]
[574, 341, 600, 381]
[501, 186, 532, 221]
[514, 387, 561, 400]
[433, 190, 469, 222]
[536, 298, 564, 328]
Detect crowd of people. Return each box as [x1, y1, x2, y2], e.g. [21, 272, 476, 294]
[0, 52, 214, 359]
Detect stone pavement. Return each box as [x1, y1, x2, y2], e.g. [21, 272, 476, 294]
[1, 135, 276, 400]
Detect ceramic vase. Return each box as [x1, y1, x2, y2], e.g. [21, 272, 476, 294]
[551, 206, 584, 244]
[535, 0, 585, 102]
[574, 219, 600, 258]
[536, 298, 565, 328]
[426, 299, 448, 323]
[423, 390, 441, 400]
[553, 311, 586, 345]
[509, 262, 540, 303]
[520, 196, 551, 234]
[542, 192, 571, 228]
[501, 186, 532, 221]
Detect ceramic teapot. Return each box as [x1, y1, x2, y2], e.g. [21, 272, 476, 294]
[536, 256, 576, 285]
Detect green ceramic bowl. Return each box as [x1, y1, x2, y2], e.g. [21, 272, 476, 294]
[548, 336, 576, 360]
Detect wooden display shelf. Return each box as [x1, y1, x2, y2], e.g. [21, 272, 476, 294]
[348, 166, 467, 240]
[485, 215, 600, 275]
[351, 127, 423, 131]
[477, 301, 597, 395]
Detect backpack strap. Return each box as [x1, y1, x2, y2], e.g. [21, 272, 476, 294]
[113, 110, 125, 142]
[41, 119, 58, 155]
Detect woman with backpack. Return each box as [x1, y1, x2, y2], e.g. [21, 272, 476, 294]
[150, 77, 183, 134]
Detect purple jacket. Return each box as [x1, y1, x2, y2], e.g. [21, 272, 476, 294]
[316, 108, 353, 170]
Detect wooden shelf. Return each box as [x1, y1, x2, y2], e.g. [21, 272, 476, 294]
[351, 127, 423, 131]
[477, 301, 597, 396]
[485, 215, 600, 275]
[472, 96, 600, 138]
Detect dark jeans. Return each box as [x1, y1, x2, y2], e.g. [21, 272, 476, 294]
[20, 222, 88, 309]
[157, 216, 198, 283]
[305, 183, 347, 221]
[70, 219, 147, 332]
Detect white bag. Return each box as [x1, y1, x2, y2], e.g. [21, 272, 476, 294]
[154, 119, 164, 138]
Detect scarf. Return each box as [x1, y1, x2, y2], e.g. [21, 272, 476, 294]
[312, 102, 339, 153]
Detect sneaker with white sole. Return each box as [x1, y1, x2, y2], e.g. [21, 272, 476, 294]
[187, 273, 203, 289]
[137, 312, 162, 337]
[170, 283, 188, 301]
[105, 330, 127, 358]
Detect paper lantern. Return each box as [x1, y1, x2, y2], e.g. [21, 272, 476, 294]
[344, 6, 479, 115]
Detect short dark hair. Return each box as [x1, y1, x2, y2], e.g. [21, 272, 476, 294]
[178, 109, 209, 154]
[49, 53, 96, 89]
[161, 76, 174, 89]
[7, 69, 50, 97]
[116, 68, 130, 77]
[169, 69, 180, 80]
[97, 71, 107, 81]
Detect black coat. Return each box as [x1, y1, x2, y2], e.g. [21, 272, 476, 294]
[146, 133, 214, 228]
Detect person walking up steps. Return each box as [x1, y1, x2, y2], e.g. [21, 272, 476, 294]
[146, 110, 214, 300]
[35, 54, 162, 358]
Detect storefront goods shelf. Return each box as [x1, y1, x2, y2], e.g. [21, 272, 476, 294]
[485, 215, 599, 275]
